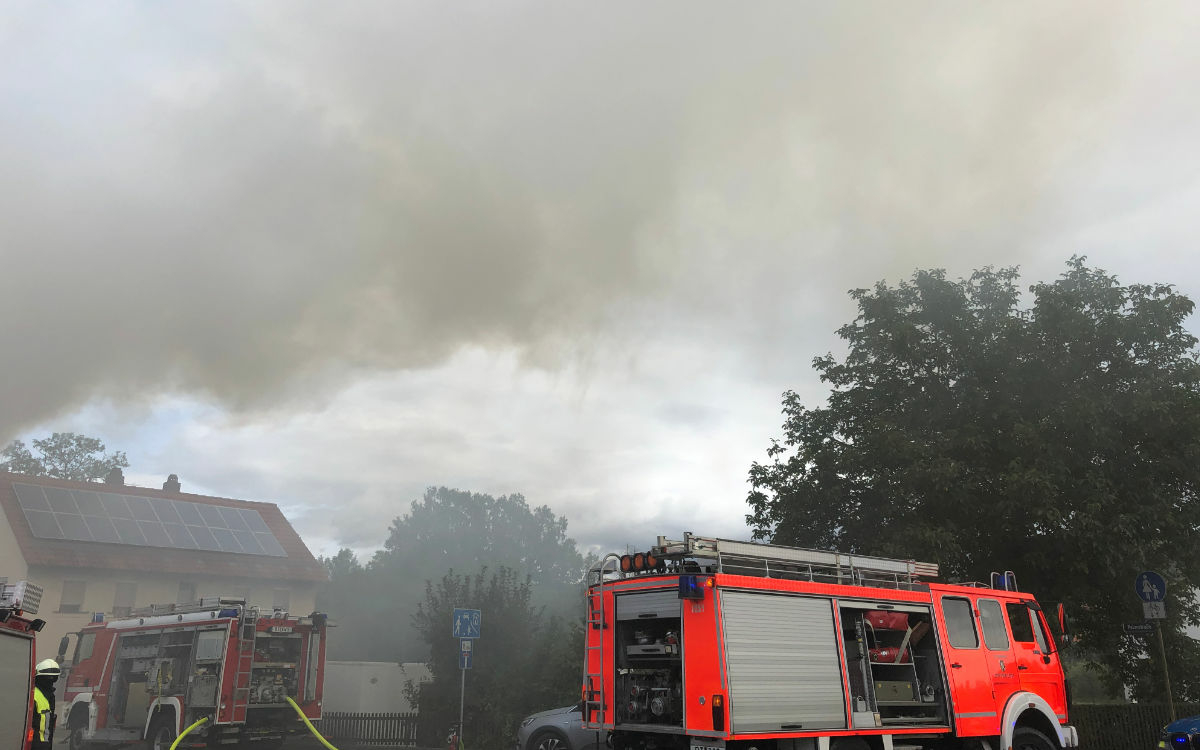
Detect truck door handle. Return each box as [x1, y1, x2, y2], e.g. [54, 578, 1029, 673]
[950, 663, 962, 669]
[1017, 665, 1028, 670]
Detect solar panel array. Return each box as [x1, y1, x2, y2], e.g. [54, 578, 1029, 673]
[13, 483, 288, 557]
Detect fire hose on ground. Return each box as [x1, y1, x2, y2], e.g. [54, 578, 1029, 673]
[286, 695, 340, 750]
[167, 717, 207, 750]
[163, 699, 340, 750]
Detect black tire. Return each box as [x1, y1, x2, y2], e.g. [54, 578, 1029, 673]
[68, 726, 90, 750]
[529, 728, 572, 750]
[146, 718, 176, 750]
[1012, 726, 1057, 750]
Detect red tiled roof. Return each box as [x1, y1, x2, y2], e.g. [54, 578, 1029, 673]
[0, 472, 328, 583]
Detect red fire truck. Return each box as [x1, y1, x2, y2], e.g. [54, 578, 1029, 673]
[1, 580, 45, 750]
[583, 534, 1077, 750]
[60, 597, 327, 749]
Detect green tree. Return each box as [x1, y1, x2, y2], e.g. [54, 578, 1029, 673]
[0, 432, 129, 481]
[321, 487, 590, 664]
[747, 259, 1200, 700]
[409, 567, 583, 749]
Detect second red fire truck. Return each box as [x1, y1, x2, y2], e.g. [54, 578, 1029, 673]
[60, 596, 327, 749]
[1, 579, 45, 750]
[583, 533, 1077, 750]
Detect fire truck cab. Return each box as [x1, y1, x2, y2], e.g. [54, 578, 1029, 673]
[1, 579, 46, 750]
[62, 597, 327, 749]
[583, 534, 1077, 750]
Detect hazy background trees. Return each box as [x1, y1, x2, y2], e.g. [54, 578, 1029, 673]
[317, 485, 589, 677]
[747, 258, 1200, 700]
[408, 567, 582, 748]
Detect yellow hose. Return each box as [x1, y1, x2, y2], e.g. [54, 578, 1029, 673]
[285, 695, 339, 750]
[168, 716, 208, 750]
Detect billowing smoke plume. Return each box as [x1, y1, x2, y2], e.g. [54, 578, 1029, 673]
[1, 1, 1194, 438]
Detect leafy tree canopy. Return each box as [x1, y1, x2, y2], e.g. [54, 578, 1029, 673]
[317, 487, 589, 663]
[376, 486, 590, 587]
[0, 432, 129, 482]
[747, 259, 1200, 700]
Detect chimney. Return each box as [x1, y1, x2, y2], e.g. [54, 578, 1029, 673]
[104, 467, 124, 485]
[163, 474, 181, 493]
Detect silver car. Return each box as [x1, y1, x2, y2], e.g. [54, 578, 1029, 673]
[516, 703, 607, 750]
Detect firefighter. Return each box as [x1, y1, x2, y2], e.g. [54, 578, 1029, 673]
[31, 658, 60, 750]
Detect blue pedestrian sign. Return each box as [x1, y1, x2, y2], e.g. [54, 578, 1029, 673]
[1135, 571, 1166, 602]
[452, 608, 481, 638]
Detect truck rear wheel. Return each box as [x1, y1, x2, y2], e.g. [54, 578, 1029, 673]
[147, 717, 176, 750]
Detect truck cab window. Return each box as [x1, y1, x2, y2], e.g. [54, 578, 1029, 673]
[977, 599, 1010, 650]
[75, 632, 96, 662]
[1005, 602, 1035, 642]
[1031, 610, 1052, 653]
[942, 597, 978, 649]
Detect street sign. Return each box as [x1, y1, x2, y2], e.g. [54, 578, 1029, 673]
[1144, 601, 1167, 620]
[452, 608, 481, 638]
[1123, 622, 1154, 635]
[1135, 571, 1166, 602]
[459, 649, 473, 669]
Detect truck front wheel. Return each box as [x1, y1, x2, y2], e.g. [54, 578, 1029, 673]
[68, 726, 91, 750]
[1012, 726, 1056, 750]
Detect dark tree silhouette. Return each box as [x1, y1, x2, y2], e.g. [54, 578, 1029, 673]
[748, 259, 1200, 700]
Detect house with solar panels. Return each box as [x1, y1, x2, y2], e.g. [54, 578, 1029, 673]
[0, 470, 328, 660]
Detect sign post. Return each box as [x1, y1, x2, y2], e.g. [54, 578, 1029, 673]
[452, 609, 481, 748]
[1135, 571, 1173, 720]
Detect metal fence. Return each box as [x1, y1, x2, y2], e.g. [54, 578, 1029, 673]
[319, 712, 420, 747]
[1071, 702, 1200, 750]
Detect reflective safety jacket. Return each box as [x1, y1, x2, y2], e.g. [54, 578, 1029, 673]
[32, 686, 52, 748]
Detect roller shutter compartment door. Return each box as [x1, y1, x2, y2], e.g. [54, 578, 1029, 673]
[721, 591, 846, 732]
[616, 590, 680, 620]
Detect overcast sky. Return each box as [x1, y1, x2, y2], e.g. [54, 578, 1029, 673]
[3, 1, 1199, 559]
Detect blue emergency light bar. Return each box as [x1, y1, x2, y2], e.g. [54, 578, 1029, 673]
[678, 575, 706, 600]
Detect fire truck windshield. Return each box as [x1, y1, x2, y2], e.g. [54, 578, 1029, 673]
[0, 629, 33, 749]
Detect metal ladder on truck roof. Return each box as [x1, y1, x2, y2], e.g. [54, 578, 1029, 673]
[651, 533, 940, 590]
[582, 554, 620, 729]
[229, 608, 259, 726]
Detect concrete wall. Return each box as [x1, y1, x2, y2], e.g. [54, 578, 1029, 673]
[322, 661, 431, 714]
[27, 565, 317, 661]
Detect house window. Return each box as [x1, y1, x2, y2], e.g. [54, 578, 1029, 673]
[272, 588, 290, 612]
[177, 581, 197, 604]
[113, 582, 138, 617]
[59, 580, 87, 613]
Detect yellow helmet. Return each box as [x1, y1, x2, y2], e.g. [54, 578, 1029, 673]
[35, 659, 60, 677]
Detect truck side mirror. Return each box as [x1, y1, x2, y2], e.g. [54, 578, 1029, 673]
[57, 636, 69, 660]
[1056, 603, 1070, 644]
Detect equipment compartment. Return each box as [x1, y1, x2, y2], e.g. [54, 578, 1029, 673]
[839, 604, 948, 727]
[614, 590, 682, 727]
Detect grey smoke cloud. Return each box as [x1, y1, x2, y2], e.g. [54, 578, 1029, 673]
[1, 1, 1193, 439]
